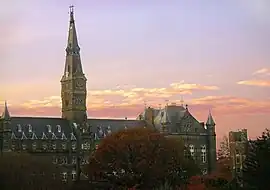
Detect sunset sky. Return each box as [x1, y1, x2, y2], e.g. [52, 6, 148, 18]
[1, 0, 270, 140]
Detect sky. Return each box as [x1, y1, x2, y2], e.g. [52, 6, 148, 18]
[1, 0, 270, 141]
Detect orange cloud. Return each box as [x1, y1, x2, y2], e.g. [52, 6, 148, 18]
[237, 80, 270, 87]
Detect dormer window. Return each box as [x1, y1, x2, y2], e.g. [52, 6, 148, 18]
[28, 124, 32, 133]
[47, 125, 52, 133]
[57, 125, 61, 133]
[17, 124, 22, 132]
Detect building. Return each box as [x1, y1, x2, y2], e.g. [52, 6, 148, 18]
[228, 129, 248, 178]
[0, 6, 217, 180]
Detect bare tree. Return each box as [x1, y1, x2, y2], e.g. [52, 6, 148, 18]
[217, 135, 230, 159]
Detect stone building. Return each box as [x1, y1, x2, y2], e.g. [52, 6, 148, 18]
[0, 6, 217, 180]
[228, 129, 248, 178]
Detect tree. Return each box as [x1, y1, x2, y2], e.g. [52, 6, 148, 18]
[0, 152, 70, 190]
[217, 135, 230, 160]
[87, 127, 199, 189]
[242, 129, 270, 190]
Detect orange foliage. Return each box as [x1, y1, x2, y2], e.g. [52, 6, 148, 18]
[87, 127, 198, 188]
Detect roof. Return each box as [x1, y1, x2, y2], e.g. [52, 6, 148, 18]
[6, 116, 146, 140]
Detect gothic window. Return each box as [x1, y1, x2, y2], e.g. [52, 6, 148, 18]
[42, 142, 47, 150]
[57, 125, 61, 133]
[17, 124, 22, 132]
[32, 142, 37, 150]
[189, 144, 195, 156]
[72, 142, 76, 150]
[202, 168, 208, 175]
[201, 152, 206, 163]
[62, 143, 67, 150]
[62, 157, 67, 165]
[28, 124, 32, 133]
[11, 143, 16, 150]
[62, 172, 67, 182]
[72, 156, 76, 164]
[72, 170, 76, 181]
[22, 144, 27, 150]
[52, 143, 57, 150]
[47, 125, 52, 133]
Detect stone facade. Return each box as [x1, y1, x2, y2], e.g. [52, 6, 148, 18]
[0, 6, 217, 181]
[229, 129, 248, 178]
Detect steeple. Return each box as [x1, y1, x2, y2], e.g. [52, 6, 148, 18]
[61, 6, 87, 123]
[206, 110, 215, 126]
[1, 101, 10, 120]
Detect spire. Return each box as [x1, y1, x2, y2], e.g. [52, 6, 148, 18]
[64, 5, 83, 76]
[206, 110, 215, 126]
[1, 101, 11, 120]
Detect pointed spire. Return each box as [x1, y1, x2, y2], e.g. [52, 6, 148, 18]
[1, 101, 11, 120]
[206, 110, 216, 126]
[67, 5, 79, 49]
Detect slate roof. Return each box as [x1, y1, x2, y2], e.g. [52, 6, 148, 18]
[9, 117, 71, 140]
[5, 116, 146, 140]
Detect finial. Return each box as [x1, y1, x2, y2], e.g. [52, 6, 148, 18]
[69, 5, 74, 14]
[180, 96, 184, 106]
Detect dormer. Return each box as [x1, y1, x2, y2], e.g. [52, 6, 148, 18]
[41, 132, 48, 140]
[21, 132, 27, 140]
[57, 125, 61, 133]
[11, 132, 17, 140]
[51, 132, 57, 140]
[17, 124, 22, 133]
[31, 132, 38, 140]
[47, 125, 52, 133]
[70, 132, 76, 141]
[61, 132, 67, 140]
[28, 124, 33, 133]
[107, 125, 112, 134]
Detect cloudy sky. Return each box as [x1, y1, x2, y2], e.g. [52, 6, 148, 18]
[1, 0, 270, 139]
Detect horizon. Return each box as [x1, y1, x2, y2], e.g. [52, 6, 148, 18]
[1, 0, 270, 141]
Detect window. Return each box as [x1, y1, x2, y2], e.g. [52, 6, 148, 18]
[189, 145, 195, 156]
[22, 144, 27, 150]
[42, 142, 47, 150]
[236, 167, 241, 173]
[72, 156, 76, 164]
[202, 168, 208, 175]
[17, 124, 22, 132]
[62, 172, 67, 182]
[52, 143, 56, 150]
[72, 142, 76, 150]
[32, 142, 37, 150]
[201, 152, 206, 163]
[47, 125, 52, 133]
[57, 125, 61, 133]
[62, 157, 67, 165]
[72, 171, 76, 181]
[11, 144, 16, 150]
[62, 143, 67, 150]
[28, 124, 32, 133]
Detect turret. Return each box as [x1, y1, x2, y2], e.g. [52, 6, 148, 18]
[0, 101, 12, 154]
[160, 105, 170, 133]
[206, 110, 217, 173]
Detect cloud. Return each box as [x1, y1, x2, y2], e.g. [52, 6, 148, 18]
[237, 80, 270, 87]
[252, 68, 270, 76]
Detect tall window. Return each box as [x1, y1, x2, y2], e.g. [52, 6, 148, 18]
[201, 145, 206, 163]
[72, 171, 76, 181]
[189, 144, 195, 157]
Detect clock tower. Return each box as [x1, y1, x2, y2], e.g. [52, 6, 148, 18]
[61, 6, 87, 123]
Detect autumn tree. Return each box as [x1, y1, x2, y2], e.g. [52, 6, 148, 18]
[241, 129, 270, 190]
[87, 127, 199, 189]
[0, 152, 70, 190]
